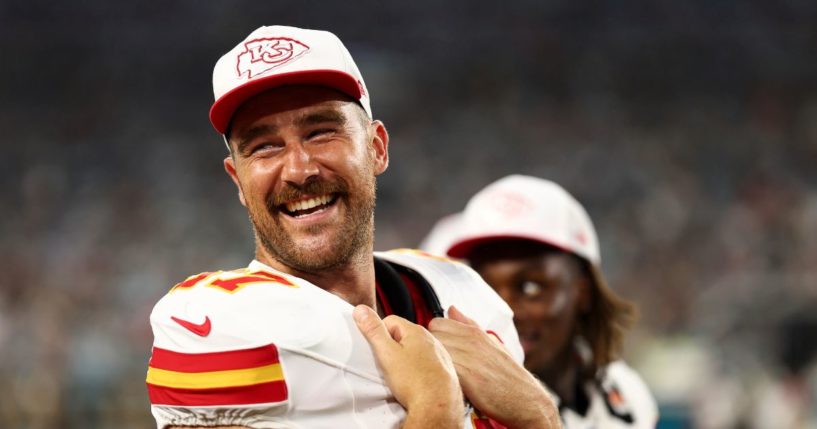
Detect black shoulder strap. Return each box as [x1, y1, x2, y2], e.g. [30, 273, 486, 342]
[374, 254, 445, 323]
[394, 263, 445, 319]
[374, 257, 445, 320]
[373, 257, 416, 323]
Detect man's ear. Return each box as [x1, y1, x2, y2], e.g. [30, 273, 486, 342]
[223, 156, 247, 207]
[370, 120, 389, 175]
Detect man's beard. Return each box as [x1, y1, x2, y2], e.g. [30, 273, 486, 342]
[247, 176, 377, 273]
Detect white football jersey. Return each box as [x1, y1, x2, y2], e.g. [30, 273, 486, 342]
[558, 361, 658, 429]
[147, 249, 522, 429]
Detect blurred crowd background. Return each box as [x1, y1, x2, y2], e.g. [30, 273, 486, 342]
[2, 1, 816, 428]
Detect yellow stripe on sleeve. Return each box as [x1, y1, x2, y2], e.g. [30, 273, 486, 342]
[146, 363, 283, 389]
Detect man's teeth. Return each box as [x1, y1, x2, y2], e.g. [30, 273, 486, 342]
[285, 195, 332, 213]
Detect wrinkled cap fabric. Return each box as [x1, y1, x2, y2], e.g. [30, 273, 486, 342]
[445, 175, 601, 266]
[210, 25, 372, 134]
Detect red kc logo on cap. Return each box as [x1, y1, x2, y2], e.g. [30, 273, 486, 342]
[236, 37, 310, 79]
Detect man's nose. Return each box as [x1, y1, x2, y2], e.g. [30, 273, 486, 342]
[281, 143, 320, 186]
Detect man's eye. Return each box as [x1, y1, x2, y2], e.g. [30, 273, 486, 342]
[308, 128, 335, 139]
[521, 281, 542, 297]
[250, 143, 280, 154]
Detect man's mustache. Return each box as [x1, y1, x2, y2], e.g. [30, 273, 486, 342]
[269, 178, 349, 208]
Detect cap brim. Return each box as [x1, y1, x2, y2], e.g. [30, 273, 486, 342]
[446, 233, 579, 261]
[209, 69, 363, 134]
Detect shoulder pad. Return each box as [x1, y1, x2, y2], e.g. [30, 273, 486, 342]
[152, 267, 334, 353]
[166, 268, 296, 294]
[375, 249, 523, 363]
[376, 248, 513, 316]
[375, 249, 490, 293]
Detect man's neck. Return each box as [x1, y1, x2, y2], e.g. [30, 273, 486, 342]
[255, 246, 378, 310]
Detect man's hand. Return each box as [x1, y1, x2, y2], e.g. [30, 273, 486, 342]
[353, 305, 463, 429]
[429, 306, 562, 429]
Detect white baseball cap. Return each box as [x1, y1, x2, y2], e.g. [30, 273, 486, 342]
[446, 175, 601, 266]
[209, 25, 372, 134]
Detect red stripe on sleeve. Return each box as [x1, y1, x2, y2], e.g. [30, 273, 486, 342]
[149, 344, 280, 373]
[147, 379, 288, 406]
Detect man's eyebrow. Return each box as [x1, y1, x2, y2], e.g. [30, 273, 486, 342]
[295, 109, 347, 128]
[234, 124, 278, 154]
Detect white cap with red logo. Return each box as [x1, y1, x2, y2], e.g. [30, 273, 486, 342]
[445, 175, 601, 266]
[210, 25, 372, 134]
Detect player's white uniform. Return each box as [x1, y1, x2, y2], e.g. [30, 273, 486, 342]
[147, 249, 522, 429]
[556, 361, 658, 429]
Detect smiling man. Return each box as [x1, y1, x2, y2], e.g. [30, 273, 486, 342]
[145, 26, 559, 429]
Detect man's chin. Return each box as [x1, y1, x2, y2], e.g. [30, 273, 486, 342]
[280, 250, 349, 273]
[286, 230, 338, 252]
[265, 232, 356, 272]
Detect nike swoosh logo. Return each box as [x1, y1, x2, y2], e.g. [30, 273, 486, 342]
[171, 315, 212, 337]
